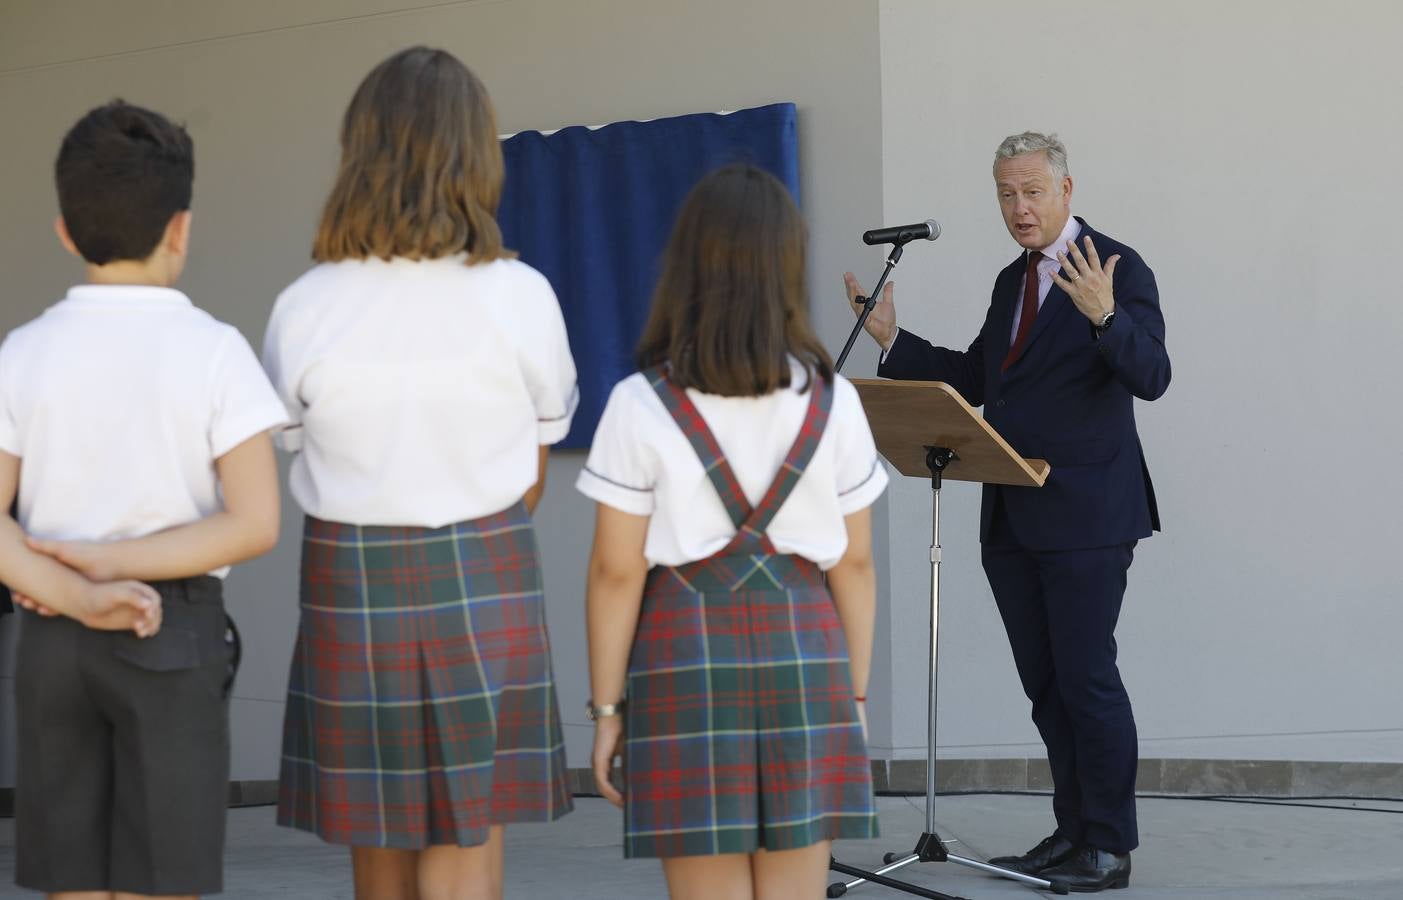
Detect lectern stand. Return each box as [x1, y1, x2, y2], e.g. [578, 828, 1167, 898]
[828, 380, 1065, 898]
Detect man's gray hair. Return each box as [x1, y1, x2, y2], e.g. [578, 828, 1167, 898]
[994, 132, 1069, 180]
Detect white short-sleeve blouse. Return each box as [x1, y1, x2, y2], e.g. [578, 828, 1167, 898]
[262, 256, 578, 527]
[576, 361, 887, 570]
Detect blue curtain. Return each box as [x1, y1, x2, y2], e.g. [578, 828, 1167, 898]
[498, 102, 799, 449]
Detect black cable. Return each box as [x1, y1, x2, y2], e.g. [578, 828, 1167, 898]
[1174, 795, 1403, 815]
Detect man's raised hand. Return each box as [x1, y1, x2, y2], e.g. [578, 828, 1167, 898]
[843, 272, 898, 350]
[1052, 235, 1120, 324]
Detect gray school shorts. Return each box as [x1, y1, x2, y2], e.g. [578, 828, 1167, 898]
[14, 575, 236, 896]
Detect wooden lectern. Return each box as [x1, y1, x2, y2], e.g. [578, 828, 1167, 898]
[828, 380, 1064, 899]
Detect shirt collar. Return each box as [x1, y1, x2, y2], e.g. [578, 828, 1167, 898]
[62, 284, 193, 309]
[1033, 215, 1083, 267]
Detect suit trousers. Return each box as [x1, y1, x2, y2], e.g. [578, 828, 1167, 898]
[981, 492, 1139, 853]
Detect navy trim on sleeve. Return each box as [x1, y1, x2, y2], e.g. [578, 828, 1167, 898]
[838, 457, 881, 497]
[538, 383, 581, 423]
[583, 465, 654, 493]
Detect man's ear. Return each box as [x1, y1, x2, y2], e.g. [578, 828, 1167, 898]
[163, 209, 193, 257]
[1062, 174, 1074, 205]
[54, 216, 83, 259]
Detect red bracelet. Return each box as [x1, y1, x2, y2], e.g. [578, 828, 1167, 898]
[854, 695, 867, 703]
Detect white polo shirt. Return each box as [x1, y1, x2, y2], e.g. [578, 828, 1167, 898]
[262, 255, 579, 527]
[577, 361, 888, 570]
[0, 285, 289, 576]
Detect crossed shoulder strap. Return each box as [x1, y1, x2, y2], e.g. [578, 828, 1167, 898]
[642, 365, 833, 553]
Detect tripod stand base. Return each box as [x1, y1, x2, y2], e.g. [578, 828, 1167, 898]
[828, 831, 1070, 897]
[828, 849, 968, 900]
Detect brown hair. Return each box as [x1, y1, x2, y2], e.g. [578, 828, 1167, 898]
[636, 164, 832, 397]
[313, 46, 512, 264]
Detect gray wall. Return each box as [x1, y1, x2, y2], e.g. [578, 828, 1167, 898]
[2, 0, 1398, 790]
[0, 0, 889, 783]
[867, 0, 1402, 763]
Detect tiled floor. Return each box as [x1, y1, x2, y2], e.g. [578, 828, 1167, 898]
[2, 793, 1402, 898]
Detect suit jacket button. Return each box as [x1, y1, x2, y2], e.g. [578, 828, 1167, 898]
[996, 399, 1006, 407]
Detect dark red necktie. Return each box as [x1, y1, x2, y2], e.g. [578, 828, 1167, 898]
[1002, 251, 1043, 372]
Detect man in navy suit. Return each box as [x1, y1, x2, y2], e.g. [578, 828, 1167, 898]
[845, 132, 1169, 892]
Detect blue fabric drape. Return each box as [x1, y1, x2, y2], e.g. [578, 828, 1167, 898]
[498, 102, 799, 448]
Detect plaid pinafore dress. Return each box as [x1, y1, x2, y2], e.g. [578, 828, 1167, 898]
[623, 367, 878, 858]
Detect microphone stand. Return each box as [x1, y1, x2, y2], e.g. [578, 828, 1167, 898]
[828, 237, 1068, 898]
[831, 235, 974, 900]
[835, 241, 903, 373]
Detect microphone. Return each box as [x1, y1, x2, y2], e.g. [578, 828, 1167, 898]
[862, 219, 941, 246]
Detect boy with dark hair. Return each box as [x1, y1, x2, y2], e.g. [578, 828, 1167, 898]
[0, 100, 288, 898]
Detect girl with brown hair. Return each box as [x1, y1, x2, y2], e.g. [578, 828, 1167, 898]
[578, 164, 885, 898]
[263, 47, 577, 899]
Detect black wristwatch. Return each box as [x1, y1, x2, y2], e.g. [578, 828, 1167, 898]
[1094, 310, 1116, 336]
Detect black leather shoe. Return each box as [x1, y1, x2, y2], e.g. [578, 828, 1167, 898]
[1041, 845, 1131, 892]
[986, 833, 1078, 875]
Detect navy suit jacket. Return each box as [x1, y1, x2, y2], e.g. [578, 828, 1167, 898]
[878, 218, 1170, 552]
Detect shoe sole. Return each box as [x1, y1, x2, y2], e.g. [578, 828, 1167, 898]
[1064, 876, 1130, 893]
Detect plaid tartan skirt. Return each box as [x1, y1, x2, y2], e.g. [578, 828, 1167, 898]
[623, 551, 877, 858]
[277, 502, 573, 848]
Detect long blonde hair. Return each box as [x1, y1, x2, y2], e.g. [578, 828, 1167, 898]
[313, 46, 513, 264]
